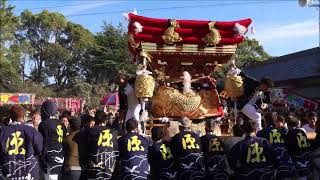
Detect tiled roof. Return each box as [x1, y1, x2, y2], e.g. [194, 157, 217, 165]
[244, 47, 320, 81]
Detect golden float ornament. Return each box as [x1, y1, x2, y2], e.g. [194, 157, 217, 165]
[202, 21, 221, 46]
[162, 19, 183, 44]
[224, 75, 244, 99]
[135, 73, 155, 100]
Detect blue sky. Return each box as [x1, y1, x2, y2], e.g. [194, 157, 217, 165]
[9, 0, 318, 56]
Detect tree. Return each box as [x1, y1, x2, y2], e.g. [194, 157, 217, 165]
[212, 38, 271, 80]
[19, 10, 68, 84]
[51, 22, 95, 90]
[19, 10, 95, 89]
[0, 0, 21, 91]
[84, 23, 136, 86]
[235, 37, 272, 68]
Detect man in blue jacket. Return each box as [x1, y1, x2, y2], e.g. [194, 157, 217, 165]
[170, 117, 205, 180]
[38, 101, 66, 180]
[118, 119, 150, 179]
[257, 112, 294, 179]
[0, 105, 43, 179]
[228, 115, 274, 180]
[201, 118, 228, 179]
[285, 116, 311, 180]
[148, 126, 177, 180]
[86, 110, 119, 180]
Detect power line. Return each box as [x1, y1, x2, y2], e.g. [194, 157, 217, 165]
[64, 1, 291, 17]
[12, 0, 295, 14]
[14, 2, 96, 11]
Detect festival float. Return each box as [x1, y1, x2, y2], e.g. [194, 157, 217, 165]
[123, 11, 252, 135]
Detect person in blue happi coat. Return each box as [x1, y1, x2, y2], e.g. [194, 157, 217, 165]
[118, 119, 150, 179]
[228, 115, 274, 180]
[148, 126, 177, 180]
[38, 101, 66, 180]
[285, 115, 312, 180]
[170, 117, 205, 180]
[257, 112, 294, 179]
[86, 110, 119, 180]
[0, 105, 43, 179]
[201, 118, 229, 180]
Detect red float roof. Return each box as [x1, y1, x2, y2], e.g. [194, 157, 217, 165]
[127, 13, 252, 46]
[126, 13, 252, 78]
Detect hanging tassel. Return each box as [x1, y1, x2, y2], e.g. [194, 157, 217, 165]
[122, 9, 138, 21]
[251, 26, 256, 35]
[233, 23, 247, 36]
[134, 22, 143, 33]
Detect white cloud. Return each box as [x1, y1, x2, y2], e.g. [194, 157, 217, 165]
[251, 19, 318, 42]
[62, 1, 118, 16]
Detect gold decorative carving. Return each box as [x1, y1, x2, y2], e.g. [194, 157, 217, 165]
[128, 33, 140, 48]
[224, 75, 244, 98]
[162, 19, 183, 44]
[154, 68, 166, 81]
[153, 86, 201, 112]
[135, 74, 155, 99]
[140, 51, 152, 62]
[202, 21, 221, 46]
[151, 85, 222, 119]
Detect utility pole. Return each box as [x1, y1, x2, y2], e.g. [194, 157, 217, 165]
[299, 0, 320, 47]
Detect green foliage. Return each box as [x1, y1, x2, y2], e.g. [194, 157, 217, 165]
[0, 0, 21, 91]
[84, 23, 137, 86]
[235, 37, 272, 68]
[16, 81, 55, 97]
[66, 77, 92, 97]
[19, 10, 68, 83]
[0, 0, 19, 44]
[19, 10, 95, 89]
[0, 60, 20, 92]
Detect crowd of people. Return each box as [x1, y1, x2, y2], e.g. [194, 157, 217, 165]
[0, 99, 319, 180]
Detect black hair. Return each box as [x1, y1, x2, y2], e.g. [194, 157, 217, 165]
[241, 115, 256, 134]
[69, 116, 81, 130]
[236, 113, 246, 125]
[62, 110, 72, 117]
[260, 77, 274, 88]
[308, 111, 317, 118]
[127, 77, 136, 86]
[286, 115, 300, 129]
[88, 116, 95, 122]
[94, 110, 107, 125]
[126, 119, 138, 132]
[277, 115, 285, 123]
[232, 124, 244, 137]
[205, 118, 218, 132]
[151, 127, 164, 142]
[264, 112, 275, 127]
[81, 114, 90, 122]
[106, 113, 114, 126]
[59, 114, 69, 120]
